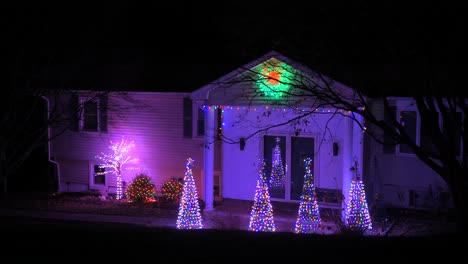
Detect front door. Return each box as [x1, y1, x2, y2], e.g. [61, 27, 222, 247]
[263, 135, 315, 201]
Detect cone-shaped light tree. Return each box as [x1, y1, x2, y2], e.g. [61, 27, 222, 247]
[345, 161, 372, 232]
[269, 137, 286, 189]
[176, 158, 203, 229]
[294, 158, 321, 234]
[248, 159, 276, 232]
[95, 137, 138, 200]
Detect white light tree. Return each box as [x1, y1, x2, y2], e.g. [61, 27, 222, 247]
[95, 137, 138, 200]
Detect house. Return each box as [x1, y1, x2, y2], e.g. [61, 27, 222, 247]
[46, 51, 456, 215]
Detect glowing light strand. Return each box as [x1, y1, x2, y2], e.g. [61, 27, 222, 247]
[95, 137, 138, 200]
[203, 105, 345, 114]
[248, 159, 276, 232]
[176, 158, 203, 230]
[125, 174, 156, 203]
[294, 158, 322, 234]
[345, 162, 372, 232]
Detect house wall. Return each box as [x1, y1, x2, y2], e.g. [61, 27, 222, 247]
[221, 107, 347, 201]
[50, 92, 206, 196]
[364, 99, 451, 210]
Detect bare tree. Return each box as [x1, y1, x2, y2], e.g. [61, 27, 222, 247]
[211, 58, 467, 233]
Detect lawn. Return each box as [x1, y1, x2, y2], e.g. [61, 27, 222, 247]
[0, 191, 459, 236]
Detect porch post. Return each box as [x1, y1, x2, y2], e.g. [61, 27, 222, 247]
[352, 113, 364, 182]
[203, 106, 215, 211]
[342, 112, 354, 222]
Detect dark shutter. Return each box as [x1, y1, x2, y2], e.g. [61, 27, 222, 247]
[183, 97, 193, 138]
[383, 105, 396, 154]
[99, 94, 108, 132]
[69, 94, 79, 131]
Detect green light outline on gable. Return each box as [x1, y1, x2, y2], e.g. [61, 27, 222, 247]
[256, 61, 296, 100]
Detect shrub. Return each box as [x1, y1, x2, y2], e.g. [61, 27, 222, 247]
[161, 177, 184, 202]
[125, 173, 157, 203]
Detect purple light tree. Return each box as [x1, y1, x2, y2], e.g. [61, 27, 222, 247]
[95, 137, 138, 200]
[248, 159, 276, 232]
[294, 158, 321, 234]
[176, 157, 203, 229]
[345, 161, 372, 233]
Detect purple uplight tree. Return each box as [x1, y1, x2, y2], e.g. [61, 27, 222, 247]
[345, 161, 372, 232]
[248, 159, 276, 232]
[294, 158, 321, 234]
[95, 137, 138, 200]
[176, 158, 203, 229]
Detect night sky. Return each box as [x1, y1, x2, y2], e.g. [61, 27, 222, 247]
[6, 1, 467, 96]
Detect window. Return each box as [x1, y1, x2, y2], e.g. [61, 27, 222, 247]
[399, 111, 417, 154]
[73, 94, 107, 132]
[183, 97, 192, 138]
[82, 100, 98, 131]
[395, 102, 464, 157]
[420, 112, 439, 155]
[197, 108, 205, 136]
[93, 165, 106, 185]
[443, 112, 462, 156]
[383, 106, 397, 154]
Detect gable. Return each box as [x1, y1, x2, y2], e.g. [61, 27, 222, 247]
[192, 51, 356, 107]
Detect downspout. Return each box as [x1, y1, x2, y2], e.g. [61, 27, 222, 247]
[41, 96, 61, 193]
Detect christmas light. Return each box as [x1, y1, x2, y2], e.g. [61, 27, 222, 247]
[176, 158, 203, 230]
[125, 173, 156, 203]
[162, 177, 184, 201]
[345, 163, 372, 232]
[95, 137, 138, 200]
[204, 105, 345, 114]
[269, 137, 286, 189]
[294, 158, 321, 234]
[248, 159, 276, 232]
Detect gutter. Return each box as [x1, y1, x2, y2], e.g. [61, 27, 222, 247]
[41, 96, 61, 193]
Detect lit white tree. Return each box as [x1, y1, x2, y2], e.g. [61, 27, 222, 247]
[95, 137, 138, 200]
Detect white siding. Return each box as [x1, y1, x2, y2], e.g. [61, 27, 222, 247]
[365, 99, 450, 209]
[51, 92, 205, 195]
[221, 107, 346, 201]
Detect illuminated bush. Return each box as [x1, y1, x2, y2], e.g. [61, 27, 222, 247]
[125, 173, 156, 203]
[162, 177, 184, 202]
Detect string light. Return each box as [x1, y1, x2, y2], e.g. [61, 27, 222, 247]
[162, 178, 184, 202]
[95, 137, 138, 200]
[294, 158, 321, 234]
[269, 137, 286, 189]
[203, 105, 346, 114]
[176, 158, 203, 230]
[345, 163, 372, 232]
[248, 159, 276, 232]
[125, 174, 156, 203]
